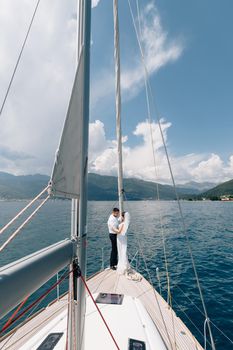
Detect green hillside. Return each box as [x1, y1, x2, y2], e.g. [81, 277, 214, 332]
[88, 173, 180, 200]
[0, 172, 49, 199]
[0, 172, 192, 200]
[0, 171, 230, 200]
[201, 179, 233, 198]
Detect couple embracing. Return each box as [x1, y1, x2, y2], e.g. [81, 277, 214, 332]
[107, 207, 130, 274]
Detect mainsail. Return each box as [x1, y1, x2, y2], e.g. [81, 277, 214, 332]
[50, 47, 85, 199]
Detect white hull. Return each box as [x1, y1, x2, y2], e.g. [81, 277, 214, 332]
[0, 268, 204, 350]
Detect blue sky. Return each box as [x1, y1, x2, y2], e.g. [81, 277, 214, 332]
[88, 0, 233, 183]
[91, 0, 233, 155]
[0, 0, 232, 183]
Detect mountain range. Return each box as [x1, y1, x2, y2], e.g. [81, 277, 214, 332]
[0, 171, 231, 200]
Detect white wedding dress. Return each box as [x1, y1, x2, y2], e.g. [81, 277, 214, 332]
[117, 212, 130, 275]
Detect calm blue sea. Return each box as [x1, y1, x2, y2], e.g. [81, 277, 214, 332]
[0, 200, 232, 349]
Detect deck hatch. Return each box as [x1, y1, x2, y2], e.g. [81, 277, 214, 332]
[37, 332, 63, 350]
[128, 338, 146, 350]
[95, 293, 124, 305]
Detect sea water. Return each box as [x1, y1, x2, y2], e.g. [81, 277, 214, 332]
[0, 200, 232, 349]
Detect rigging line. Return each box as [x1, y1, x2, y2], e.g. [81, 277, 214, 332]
[0, 301, 67, 350]
[26, 267, 69, 320]
[66, 268, 73, 350]
[135, 0, 177, 345]
[135, 0, 172, 302]
[204, 318, 208, 350]
[135, 0, 172, 308]
[172, 282, 233, 345]
[0, 195, 49, 253]
[71, 270, 77, 350]
[0, 0, 41, 117]
[0, 185, 49, 236]
[0, 267, 74, 335]
[65, 287, 69, 350]
[127, 2, 177, 347]
[171, 298, 209, 349]
[123, 193, 174, 350]
[1, 296, 29, 334]
[80, 274, 120, 350]
[0, 267, 70, 350]
[136, 242, 175, 349]
[127, 1, 216, 349]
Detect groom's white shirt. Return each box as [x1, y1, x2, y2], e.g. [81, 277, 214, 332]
[108, 214, 119, 234]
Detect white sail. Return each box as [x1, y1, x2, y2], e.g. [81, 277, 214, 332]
[50, 48, 85, 199]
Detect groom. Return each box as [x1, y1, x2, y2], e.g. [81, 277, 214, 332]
[107, 208, 120, 270]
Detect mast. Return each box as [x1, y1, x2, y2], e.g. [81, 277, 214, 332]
[113, 0, 124, 214]
[74, 1, 91, 350]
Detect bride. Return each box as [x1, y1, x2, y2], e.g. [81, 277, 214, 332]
[116, 212, 130, 274]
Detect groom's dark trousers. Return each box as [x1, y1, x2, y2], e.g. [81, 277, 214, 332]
[109, 233, 118, 267]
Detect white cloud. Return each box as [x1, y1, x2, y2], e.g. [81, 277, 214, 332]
[92, 0, 101, 8]
[0, 1, 230, 185]
[121, 2, 183, 98]
[0, 0, 184, 177]
[89, 119, 233, 184]
[0, 0, 77, 175]
[91, 1, 183, 107]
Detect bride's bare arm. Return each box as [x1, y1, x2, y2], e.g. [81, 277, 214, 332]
[117, 224, 124, 234]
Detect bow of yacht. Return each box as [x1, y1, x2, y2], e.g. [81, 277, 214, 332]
[0, 268, 204, 350]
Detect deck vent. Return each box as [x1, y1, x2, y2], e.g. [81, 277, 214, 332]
[96, 293, 124, 305]
[128, 338, 146, 350]
[37, 333, 63, 350]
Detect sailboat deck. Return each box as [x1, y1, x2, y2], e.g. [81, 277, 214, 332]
[88, 268, 204, 350]
[0, 268, 204, 350]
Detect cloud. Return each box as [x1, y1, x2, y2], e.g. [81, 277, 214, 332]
[0, 1, 230, 186]
[121, 2, 183, 98]
[0, 1, 184, 177]
[0, 0, 77, 175]
[92, 0, 101, 8]
[0, 145, 33, 161]
[91, 1, 183, 107]
[89, 119, 233, 184]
